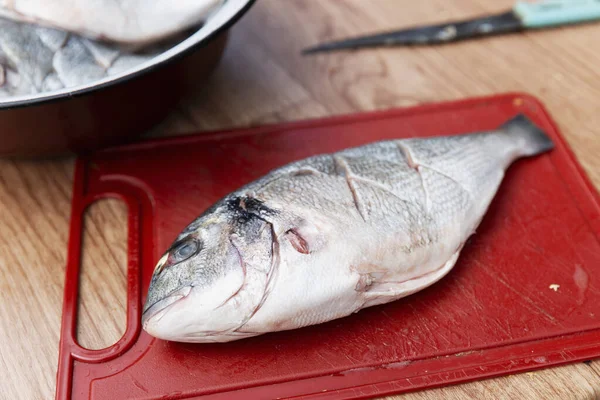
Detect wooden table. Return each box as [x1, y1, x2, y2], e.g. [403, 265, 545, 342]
[2, 0, 600, 399]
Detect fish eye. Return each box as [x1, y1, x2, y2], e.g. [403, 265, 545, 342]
[172, 239, 200, 263]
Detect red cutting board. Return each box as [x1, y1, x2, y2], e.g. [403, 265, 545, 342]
[56, 93, 600, 400]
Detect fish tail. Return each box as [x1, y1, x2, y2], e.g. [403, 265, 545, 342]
[499, 114, 555, 157]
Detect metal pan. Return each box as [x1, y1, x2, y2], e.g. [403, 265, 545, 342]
[0, 0, 256, 158]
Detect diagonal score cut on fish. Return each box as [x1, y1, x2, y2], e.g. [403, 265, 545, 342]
[141, 114, 554, 343]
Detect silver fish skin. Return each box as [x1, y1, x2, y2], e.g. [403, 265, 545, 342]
[141, 114, 554, 343]
[0, 0, 224, 45]
[0, 17, 187, 98]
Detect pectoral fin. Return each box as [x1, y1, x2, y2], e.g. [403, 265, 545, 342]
[360, 248, 463, 308]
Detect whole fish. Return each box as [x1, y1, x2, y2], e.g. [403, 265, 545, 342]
[0, 0, 224, 45]
[141, 114, 554, 343]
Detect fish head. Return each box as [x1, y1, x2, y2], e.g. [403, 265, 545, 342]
[141, 197, 277, 343]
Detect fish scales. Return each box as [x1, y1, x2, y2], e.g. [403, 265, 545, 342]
[141, 114, 554, 343]
[0, 16, 170, 97]
[0, 18, 55, 94]
[0, 0, 223, 98]
[53, 36, 107, 87]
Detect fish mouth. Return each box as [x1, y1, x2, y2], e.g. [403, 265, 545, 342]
[141, 286, 193, 328]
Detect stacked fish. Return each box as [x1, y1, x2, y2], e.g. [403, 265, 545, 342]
[0, 0, 224, 98]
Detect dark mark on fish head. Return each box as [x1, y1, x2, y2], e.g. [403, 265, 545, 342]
[227, 196, 279, 223]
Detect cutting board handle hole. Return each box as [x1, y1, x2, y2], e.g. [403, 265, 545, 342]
[76, 198, 128, 351]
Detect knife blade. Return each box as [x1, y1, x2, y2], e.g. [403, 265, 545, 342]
[302, 0, 600, 55]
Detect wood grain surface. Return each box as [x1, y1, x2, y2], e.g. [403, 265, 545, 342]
[1, 0, 600, 399]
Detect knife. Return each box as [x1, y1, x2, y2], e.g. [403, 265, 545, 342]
[302, 0, 600, 55]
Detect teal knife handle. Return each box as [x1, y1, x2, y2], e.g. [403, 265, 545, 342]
[514, 0, 600, 28]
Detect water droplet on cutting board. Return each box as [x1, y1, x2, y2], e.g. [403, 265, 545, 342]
[573, 264, 589, 305]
